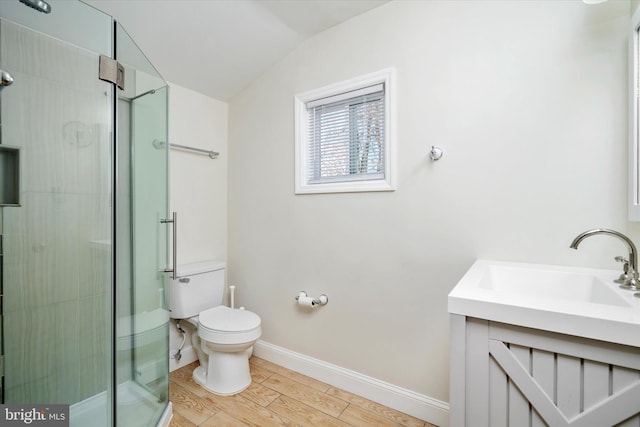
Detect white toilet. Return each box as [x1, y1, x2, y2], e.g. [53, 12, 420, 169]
[168, 261, 261, 395]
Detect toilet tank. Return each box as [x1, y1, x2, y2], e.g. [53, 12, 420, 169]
[168, 261, 226, 319]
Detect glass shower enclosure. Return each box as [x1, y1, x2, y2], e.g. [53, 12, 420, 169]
[0, 1, 170, 426]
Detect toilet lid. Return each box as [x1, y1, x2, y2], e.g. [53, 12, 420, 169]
[199, 306, 261, 332]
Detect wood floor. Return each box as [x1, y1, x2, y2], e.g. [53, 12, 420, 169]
[169, 357, 438, 427]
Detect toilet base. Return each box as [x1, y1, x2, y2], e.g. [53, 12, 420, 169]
[192, 348, 252, 396]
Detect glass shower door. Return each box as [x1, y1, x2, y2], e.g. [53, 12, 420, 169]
[0, 0, 115, 424]
[0, 2, 171, 426]
[115, 23, 170, 427]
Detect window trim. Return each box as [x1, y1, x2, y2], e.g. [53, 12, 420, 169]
[294, 69, 395, 194]
[631, 9, 640, 220]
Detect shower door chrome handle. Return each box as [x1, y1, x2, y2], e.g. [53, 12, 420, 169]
[161, 211, 177, 280]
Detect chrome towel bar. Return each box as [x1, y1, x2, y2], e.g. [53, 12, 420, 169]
[171, 143, 219, 159]
[152, 139, 219, 159]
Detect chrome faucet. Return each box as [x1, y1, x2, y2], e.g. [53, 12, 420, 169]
[570, 228, 639, 290]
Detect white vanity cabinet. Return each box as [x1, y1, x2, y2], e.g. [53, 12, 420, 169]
[450, 315, 640, 427]
[448, 260, 640, 427]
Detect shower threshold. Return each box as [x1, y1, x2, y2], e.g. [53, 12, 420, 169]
[70, 380, 170, 427]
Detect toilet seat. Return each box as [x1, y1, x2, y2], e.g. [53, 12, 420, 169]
[197, 306, 261, 344]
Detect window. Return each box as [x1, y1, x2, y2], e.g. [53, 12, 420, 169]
[295, 69, 394, 194]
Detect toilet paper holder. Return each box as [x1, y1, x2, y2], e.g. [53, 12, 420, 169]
[295, 291, 328, 307]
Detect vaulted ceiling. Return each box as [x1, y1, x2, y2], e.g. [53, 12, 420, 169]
[84, 0, 388, 101]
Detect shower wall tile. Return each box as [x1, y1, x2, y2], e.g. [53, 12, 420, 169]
[5, 73, 110, 195]
[4, 75, 75, 194]
[77, 353, 109, 402]
[2, 192, 81, 312]
[78, 294, 110, 400]
[2, 260, 26, 310]
[62, 84, 112, 196]
[1, 19, 114, 404]
[2, 198, 27, 253]
[78, 243, 110, 299]
[78, 194, 111, 299]
[0, 68, 27, 148]
[4, 300, 79, 390]
[6, 362, 82, 405]
[2, 206, 29, 311]
[78, 294, 109, 360]
[1, 22, 111, 196]
[75, 107, 113, 196]
[1, 20, 105, 95]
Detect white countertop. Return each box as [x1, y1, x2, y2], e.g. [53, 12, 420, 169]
[448, 260, 640, 348]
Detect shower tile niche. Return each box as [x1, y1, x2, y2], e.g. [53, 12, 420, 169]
[0, 145, 20, 206]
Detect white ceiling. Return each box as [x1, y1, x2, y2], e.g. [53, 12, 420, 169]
[83, 0, 388, 101]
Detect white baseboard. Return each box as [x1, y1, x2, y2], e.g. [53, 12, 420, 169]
[253, 340, 449, 427]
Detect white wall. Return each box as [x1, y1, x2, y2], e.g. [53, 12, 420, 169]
[168, 83, 228, 368]
[169, 83, 228, 264]
[228, 0, 630, 410]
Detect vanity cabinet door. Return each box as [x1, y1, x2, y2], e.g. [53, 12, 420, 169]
[451, 316, 640, 427]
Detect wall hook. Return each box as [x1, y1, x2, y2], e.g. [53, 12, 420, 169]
[429, 146, 443, 161]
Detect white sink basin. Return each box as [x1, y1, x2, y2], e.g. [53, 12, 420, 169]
[477, 264, 630, 307]
[448, 260, 640, 347]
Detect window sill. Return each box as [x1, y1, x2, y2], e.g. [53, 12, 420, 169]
[295, 179, 395, 195]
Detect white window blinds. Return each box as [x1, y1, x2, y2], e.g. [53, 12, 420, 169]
[306, 84, 385, 184]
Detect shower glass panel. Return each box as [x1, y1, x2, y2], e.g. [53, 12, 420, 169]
[0, 1, 170, 426]
[0, 0, 114, 425]
[115, 22, 169, 427]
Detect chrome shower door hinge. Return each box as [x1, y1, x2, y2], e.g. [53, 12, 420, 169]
[98, 55, 125, 90]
